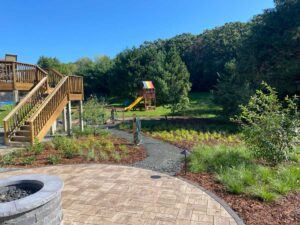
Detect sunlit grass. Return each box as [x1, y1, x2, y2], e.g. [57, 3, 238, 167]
[189, 145, 300, 202]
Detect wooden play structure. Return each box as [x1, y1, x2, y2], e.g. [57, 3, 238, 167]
[0, 54, 84, 145]
[124, 81, 156, 111]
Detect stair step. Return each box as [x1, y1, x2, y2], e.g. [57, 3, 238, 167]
[11, 136, 30, 142]
[9, 141, 31, 147]
[20, 125, 30, 131]
[16, 130, 30, 136]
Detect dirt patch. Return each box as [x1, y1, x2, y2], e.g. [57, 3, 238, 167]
[178, 172, 300, 225]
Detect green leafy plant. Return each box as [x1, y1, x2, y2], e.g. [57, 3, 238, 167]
[22, 156, 36, 165]
[47, 155, 61, 165]
[86, 149, 96, 161]
[0, 154, 15, 165]
[52, 136, 79, 159]
[26, 138, 44, 155]
[233, 82, 300, 164]
[189, 144, 300, 201]
[111, 152, 121, 161]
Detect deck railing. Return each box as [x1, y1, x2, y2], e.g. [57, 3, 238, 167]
[28, 77, 69, 142]
[69, 75, 84, 94]
[0, 61, 47, 88]
[3, 77, 49, 144]
[46, 68, 64, 88]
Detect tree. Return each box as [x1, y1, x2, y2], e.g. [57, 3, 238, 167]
[159, 48, 191, 114]
[75, 56, 113, 96]
[187, 22, 250, 91]
[234, 82, 300, 164]
[37, 56, 76, 75]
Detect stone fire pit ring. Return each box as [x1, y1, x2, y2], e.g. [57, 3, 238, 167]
[0, 174, 64, 225]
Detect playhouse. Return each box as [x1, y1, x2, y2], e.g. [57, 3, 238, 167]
[124, 81, 156, 111]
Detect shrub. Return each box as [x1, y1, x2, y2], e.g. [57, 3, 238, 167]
[47, 155, 61, 165]
[52, 136, 79, 159]
[234, 82, 300, 164]
[0, 154, 15, 165]
[111, 152, 121, 161]
[22, 156, 36, 165]
[86, 149, 96, 161]
[27, 138, 44, 155]
[99, 151, 109, 161]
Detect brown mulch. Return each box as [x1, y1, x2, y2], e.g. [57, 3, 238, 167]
[2, 136, 146, 168]
[177, 172, 300, 225]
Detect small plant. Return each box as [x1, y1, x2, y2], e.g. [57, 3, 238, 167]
[119, 144, 128, 153]
[234, 82, 300, 164]
[0, 154, 15, 165]
[27, 138, 44, 155]
[52, 136, 79, 159]
[22, 156, 36, 165]
[111, 152, 121, 161]
[86, 149, 96, 161]
[99, 151, 109, 161]
[47, 155, 61, 165]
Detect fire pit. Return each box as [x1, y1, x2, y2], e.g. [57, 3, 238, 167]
[0, 174, 64, 225]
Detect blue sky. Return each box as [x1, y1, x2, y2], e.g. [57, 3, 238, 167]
[1, 0, 274, 63]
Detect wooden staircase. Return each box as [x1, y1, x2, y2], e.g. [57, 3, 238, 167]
[0, 60, 84, 145]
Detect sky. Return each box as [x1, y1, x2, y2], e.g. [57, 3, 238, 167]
[0, 0, 274, 64]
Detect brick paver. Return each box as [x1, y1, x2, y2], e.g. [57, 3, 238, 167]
[0, 164, 238, 225]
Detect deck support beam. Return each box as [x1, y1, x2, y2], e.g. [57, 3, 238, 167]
[12, 90, 19, 102]
[50, 120, 57, 135]
[62, 107, 67, 132]
[67, 101, 72, 136]
[79, 100, 84, 132]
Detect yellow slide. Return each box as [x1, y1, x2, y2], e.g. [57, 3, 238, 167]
[124, 96, 144, 111]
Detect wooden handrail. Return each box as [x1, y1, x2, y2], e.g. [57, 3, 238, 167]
[3, 77, 48, 145]
[28, 76, 69, 141]
[29, 76, 68, 122]
[46, 69, 64, 88]
[3, 77, 48, 122]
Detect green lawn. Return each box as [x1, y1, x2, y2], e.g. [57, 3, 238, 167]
[109, 92, 223, 119]
[0, 105, 14, 127]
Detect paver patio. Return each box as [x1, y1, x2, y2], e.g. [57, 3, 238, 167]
[0, 164, 239, 225]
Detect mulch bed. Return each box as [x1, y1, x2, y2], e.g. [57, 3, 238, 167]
[2, 136, 147, 168]
[178, 172, 300, 225]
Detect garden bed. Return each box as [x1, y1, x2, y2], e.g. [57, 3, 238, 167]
[178, 144, 300, 225]
[119, 118, 240, 149]
[179, 172, 300, 225]
[0, 132, 146, 168]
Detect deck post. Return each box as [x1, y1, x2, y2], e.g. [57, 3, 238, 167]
[79, 100, 84, 132]
[12, 90, 19, 103]
[50, 120, 57, 135]
[67, 101, 72, 136]
[62, 106, 67, 132]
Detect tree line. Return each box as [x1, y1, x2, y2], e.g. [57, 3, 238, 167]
[38, 0, 300, 115]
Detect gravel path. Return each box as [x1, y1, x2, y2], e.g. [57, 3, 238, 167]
[108, 128, 184, 175]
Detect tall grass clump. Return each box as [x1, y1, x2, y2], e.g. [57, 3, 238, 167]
[189, 144, 300, 201]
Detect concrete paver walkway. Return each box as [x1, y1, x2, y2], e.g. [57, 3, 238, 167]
[0, 164, 238, 225]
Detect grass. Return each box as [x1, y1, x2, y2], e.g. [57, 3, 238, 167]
[108, 92, 223, 119]
[0, 105, 14, 127]
[188, 145, 300, 202]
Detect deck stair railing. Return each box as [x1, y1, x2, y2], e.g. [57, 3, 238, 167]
[1, 63, 84, 145]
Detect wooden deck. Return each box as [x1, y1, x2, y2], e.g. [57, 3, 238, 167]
[0, 60, 84, 145]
